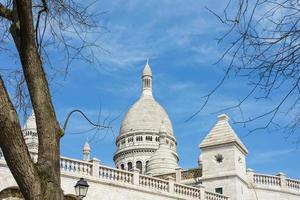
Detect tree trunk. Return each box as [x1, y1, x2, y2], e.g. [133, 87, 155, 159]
[0, 0, 64, 199]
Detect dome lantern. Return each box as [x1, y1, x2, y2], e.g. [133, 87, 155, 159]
[142, 59, 153, 96]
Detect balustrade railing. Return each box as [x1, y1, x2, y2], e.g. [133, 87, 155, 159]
[174, 183, 201, 198]
[1, 153, 232, 200]
[139, 174, 169, 192]
[60, 156, 92, 175]
[99, 166, 133, 184]
[253, 173, 281, 186]
[249, 172, 300, 194]
[205, 191, 229, 200]
[287, 179, 300, 190]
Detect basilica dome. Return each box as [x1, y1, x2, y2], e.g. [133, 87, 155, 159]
[119, 95, 174, 136]
[114, 61, 178, 174]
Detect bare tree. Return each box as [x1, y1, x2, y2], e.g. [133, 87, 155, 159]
[0, 0, 102, 199]
[191, 0, 300, 136]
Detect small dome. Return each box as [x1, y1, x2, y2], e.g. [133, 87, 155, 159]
[143, 61, 152, 77]
[146, 131, 178, 175]
[119, 95, 174, 136]
[83, 141, 90, 151]
[23, 112, 37, 131]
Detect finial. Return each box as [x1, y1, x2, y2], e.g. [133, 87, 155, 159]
[83, 139, 91, 151]
[146, 58, 149, 65]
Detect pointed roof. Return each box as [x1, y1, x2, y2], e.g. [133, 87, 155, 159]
[199, 114, 248, 154]
[142, 59, 152, 77]
[83, 141, 90, 151]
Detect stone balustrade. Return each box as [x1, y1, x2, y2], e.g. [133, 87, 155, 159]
[287, 178, 300, 190]
[174, 183, 202, 198]
[60, 156, 92, 175]
[1, 153, 230, 200]
[247, 170, 300, 193]
[139, 174, 169, 192]
[99, 165, 133, 184]
[205, 191, 229, 200]
[253, 173, 281, 186]
[57, 156, 229, 199]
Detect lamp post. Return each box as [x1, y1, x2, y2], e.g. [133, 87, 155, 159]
[74, 178, 89, 199]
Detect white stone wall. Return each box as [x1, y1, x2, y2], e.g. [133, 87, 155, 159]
[247, 187, 300, 200]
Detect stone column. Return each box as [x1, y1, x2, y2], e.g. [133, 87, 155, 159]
[91, 158, 100, 177]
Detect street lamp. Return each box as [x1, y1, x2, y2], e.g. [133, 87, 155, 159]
[74, 178, 89, 199]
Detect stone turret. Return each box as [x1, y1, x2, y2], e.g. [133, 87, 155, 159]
[199, 114, 249, 200]
[83, 140, 91, 161]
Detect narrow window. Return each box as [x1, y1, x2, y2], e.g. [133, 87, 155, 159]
[215, 188, 223, 194]
[145, 160, 149, 172]
[128, 162, 133, 171]
[120, 164, 125, 170]
[136, 161, 142, 173]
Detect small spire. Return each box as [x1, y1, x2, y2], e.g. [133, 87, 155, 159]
[142, 60, 153, 96]
[83, 139, 91, 161]
[142, 59, 152, 77]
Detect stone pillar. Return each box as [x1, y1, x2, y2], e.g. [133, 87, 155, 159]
[246, 168, 254, 187]
[200, 186, 205, 200]
[167, 176, 175, 193]
[277, 172, 287, 189]
[91, 158, 100, 177]
[175, 167, 182, 183]
[132, 167, 140, 185]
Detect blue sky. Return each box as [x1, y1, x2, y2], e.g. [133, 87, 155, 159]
[2, 0, 300, 179]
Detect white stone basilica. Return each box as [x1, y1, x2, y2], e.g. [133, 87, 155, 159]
[0, 62, 300, 200]
[114, 61, 179, 176]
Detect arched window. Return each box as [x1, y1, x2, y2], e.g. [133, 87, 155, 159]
[120, 164, 125, 170]
[128, 162, 133, 171]
[128, 137, 133, 143]
[136, 161, 142, 173]
[136, 136, 143, 142]
[146, 136, 152, 141]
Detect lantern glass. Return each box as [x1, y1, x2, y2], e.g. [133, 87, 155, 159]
[75, 178, 89, 198]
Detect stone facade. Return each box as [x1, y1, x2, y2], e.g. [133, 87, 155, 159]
[0, 62, 299, 200]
